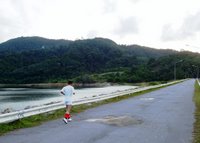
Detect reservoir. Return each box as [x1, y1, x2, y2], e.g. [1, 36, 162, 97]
[0, 85, 137, 113]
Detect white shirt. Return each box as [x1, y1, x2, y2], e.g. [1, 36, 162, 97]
[61, 85, 75, 101]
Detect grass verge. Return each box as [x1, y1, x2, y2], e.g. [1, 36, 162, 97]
[0, 81, 181, 136]
[193, 81, 200, 143]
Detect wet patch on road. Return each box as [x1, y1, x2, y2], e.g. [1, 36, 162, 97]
[140, 97, 155, 101]
[85, 115, 143, 127]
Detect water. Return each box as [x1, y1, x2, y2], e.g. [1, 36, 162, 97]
[0, 85, 137, 112]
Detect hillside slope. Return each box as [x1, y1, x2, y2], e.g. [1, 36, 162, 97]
[0, 36, 191, 84]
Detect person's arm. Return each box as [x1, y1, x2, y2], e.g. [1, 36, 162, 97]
[61, 91, 65, 95]
[73, 87, 75, 95]
[60, 88, 65, 95]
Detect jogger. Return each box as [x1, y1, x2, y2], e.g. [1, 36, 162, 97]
[60, 81, 75, 123]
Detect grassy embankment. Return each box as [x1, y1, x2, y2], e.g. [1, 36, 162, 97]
[193, 80, 200, 143]
[0, 81, 181, 136]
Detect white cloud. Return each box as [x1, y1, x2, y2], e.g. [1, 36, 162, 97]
[102, 0, 117, 13]
[114, 17, 139, 37]
[161, 11, 200, 41]
[0, 0, 200, 53]
[87, 30, 98, 39]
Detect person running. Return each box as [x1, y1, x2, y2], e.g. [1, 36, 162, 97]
[60, 81, 75, 124]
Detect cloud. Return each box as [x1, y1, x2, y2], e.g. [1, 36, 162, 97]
[102, 0, 140, 14]
[87, 30, 98, 38]
[102, 0, 117, 13]
[114, 17, 139, 37]
[130, 0, 141, 3]
[0, 0, 43, 42]
[161, 11, 200, 41]
[0, 17, 19, 41]
[0, 1, 23, 41]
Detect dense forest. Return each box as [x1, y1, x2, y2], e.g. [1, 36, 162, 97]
[0, 36, 199, 84]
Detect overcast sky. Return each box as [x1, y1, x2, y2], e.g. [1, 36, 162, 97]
[0, 0, 200, 53]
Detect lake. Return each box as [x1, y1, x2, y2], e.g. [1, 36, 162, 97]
[0, 85, 137, 113]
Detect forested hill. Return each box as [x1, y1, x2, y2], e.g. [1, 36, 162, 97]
[1, 36, 198, 84]
[0, 36, 72, 53]
[0, 36, 176, 56]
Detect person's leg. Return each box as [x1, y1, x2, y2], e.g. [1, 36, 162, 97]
[65, 105, 69, 113]
[63, 105, 69, 124]
[65, 104, 72, 121]
[66, 105, 72, 114]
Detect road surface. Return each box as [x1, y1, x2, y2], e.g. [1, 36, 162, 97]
[0, 79, 195, 143]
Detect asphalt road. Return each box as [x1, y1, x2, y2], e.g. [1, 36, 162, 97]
[0, 79, 195, 143]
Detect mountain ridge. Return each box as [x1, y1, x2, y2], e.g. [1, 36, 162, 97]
[0, 36, 198, 84]
[0, 36, 176, 55]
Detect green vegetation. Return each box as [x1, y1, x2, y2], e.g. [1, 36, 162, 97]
[193, 80, 200, 143]
[0, 109, 65, 135]
[0, 36, 199, 84]
[0, 36, 178, 84]
[0, 83, 174, 136]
